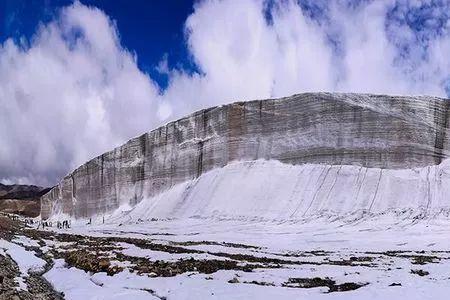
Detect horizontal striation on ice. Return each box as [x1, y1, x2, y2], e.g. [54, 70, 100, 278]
[41, 92, 450, 219]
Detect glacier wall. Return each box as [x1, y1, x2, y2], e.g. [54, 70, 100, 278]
[41, 93, 450, 219]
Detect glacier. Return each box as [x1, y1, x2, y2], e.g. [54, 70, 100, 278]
[41, 92, 450, 222]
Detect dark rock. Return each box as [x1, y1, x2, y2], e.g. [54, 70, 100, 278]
[411, 269, 430, 276]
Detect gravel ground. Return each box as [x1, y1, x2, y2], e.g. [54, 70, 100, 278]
[0, 215, 63, 300]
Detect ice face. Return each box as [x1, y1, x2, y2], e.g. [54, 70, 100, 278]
[41, 92, 450, 219]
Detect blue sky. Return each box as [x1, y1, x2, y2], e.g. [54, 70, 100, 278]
[2, 0, 450, 185]
[2, 0, 449, 94]
[0, 0, 196, 89]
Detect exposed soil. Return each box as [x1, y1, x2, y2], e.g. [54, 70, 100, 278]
[366, 250, 440, 265]
[174, 240, 260, 250]
[117, 253, 261, 277]
[411, 269, 430, 276]
[19, 226, 269, 277]
[19, 225, 383, 281]
[0, 214, 63, 300]
[282, 277, 368, 293]
[2, 214, 449, 298]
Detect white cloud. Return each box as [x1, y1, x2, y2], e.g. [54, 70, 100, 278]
[2, 0, 450, 186]
[164, 0, 450, 119]
[0, 2, 160, 185]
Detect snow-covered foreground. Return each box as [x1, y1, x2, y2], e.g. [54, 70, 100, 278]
[9, 160, 450, 299]
[0, 238, 46, 290]
[3, 213, 450, 299]
[22, 216, 449, 300]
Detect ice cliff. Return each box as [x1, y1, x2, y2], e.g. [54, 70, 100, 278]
[41, 93, 450, 220]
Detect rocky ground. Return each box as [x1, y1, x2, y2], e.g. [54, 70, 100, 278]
[0, 215, 63, 299]
[1, 217, 368, 298]
[3, 214, 450, 299]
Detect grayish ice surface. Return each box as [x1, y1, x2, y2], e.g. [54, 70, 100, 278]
[41, 93, 450, 219]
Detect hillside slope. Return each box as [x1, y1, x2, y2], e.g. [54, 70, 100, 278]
[0, 184, 50, 217]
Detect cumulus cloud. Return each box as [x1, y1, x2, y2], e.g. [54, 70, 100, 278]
[163, 0, 450, 118]
[0, 2, 160, 185]
[2, 0, 450, 186]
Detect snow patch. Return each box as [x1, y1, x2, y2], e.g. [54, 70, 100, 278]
[0, 239, 46, 291]
[105, 159, 450, 224]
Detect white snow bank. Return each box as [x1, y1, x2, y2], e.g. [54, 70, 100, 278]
[13, 235, 41, 247]
[0, 239, 46, 290]
[108, 159, 450, 223]
[46, 262, 450, 300]
[44, 259, 158, 300]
